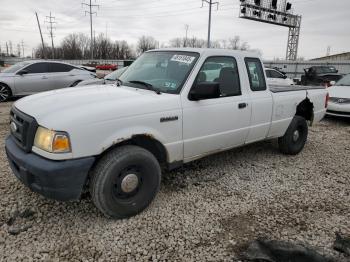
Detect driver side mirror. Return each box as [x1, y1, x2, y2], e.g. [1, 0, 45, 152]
[17, 69, 28, 75]
[189, 82, 220, 101]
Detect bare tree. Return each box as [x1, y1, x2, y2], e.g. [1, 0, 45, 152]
[137, 36, 158, 54]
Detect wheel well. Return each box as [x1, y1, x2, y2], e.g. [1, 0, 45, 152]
[296, 98, 314, 122]
[99, 134, 168, 165]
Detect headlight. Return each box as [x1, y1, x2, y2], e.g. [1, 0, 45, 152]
[34, 126, 71, 153]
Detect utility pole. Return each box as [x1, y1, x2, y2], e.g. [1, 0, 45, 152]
[9, 41, 13, 56]
[46, 12, 56, 59]
[21, 40, 25, 58]
[6, 42, 9, 56]
[82, 0, 99, 60]
[184, 24, 189, 47]
[35, 12, 46, 58]
[202, 0, 219, 48]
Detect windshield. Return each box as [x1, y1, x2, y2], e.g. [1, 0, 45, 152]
[104, 67, 128, 80]
[120, 51, 199, 94]
[315, 66, 337, 74]
[2, 61, 31, 73]
[335, 74, 350, 86]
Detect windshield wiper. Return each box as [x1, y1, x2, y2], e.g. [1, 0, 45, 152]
[128, 80, 161, 94]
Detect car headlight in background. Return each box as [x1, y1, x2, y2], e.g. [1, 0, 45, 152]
[34, 126, 71, 153]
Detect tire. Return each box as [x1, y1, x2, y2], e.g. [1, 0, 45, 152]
[70, 80, 81, 87]
[90, 145, 161, 218]
[0, 84, 12, 102]
[278, 116, 308, 155]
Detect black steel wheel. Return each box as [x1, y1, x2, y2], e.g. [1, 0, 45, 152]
[90, 145, 161, 218]
[278, 116, 308, 155]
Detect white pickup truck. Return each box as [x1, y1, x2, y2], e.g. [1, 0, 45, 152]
[5, 48, 328, 218]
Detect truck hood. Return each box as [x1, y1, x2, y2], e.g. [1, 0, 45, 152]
[76, 78, 105, 86]
[14, 84, 181, 130]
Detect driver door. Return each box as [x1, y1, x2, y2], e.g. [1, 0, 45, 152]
[182, 56, 251, 160]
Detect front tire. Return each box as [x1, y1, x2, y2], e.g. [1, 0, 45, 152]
[90, 145, 161, 218]
[0, 84, 12, 102]
[278, 116, 308, 155]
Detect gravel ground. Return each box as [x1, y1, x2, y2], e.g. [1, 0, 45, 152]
[0, 101, 349, 261]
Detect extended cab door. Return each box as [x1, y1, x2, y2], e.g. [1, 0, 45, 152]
[244, 58, 273, 143]
[182, 56, 252, 161]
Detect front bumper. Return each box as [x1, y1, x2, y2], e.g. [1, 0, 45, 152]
[326, 110, 350, 118]
[5, 136, 95, 201]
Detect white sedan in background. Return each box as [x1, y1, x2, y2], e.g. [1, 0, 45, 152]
[265, 68, 294, 86]
[327, 74, 350, 118]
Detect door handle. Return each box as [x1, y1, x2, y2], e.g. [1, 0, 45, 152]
[42, 76, 48, 79]
[238, 103, 248, 109]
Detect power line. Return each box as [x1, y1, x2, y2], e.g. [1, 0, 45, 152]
[45, 12, 57, 59]
[202, 0, 219, 48]
[82, 0, 99, 60]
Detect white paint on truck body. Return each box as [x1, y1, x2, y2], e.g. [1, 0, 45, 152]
[13, 48, 327, 163]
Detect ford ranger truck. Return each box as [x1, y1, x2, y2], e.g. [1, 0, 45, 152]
[5, 48, 328, 218]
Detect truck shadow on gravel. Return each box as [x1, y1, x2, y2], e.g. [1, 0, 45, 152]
[162, 140, 280, 191]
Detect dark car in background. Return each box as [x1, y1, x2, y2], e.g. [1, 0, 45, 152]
[301, 66, 343, 86]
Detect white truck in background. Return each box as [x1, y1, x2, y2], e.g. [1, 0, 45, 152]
[5, 48, 328, 218]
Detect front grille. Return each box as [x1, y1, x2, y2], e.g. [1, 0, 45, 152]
[329, 97, 350, 104]
[10, 107, 38, 153]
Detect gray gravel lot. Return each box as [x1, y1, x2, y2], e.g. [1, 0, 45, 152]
[0, 101, 349, 261]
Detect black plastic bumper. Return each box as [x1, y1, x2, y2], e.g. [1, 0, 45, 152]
[5, 136, 95, 201]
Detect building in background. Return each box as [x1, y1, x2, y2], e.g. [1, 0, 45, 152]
[311, 52, 350, 62]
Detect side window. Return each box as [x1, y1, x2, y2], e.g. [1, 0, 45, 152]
[265, 70, 272, 78]
[49, 63, 74, 73]
[245, 58, 266, 91]
[25, 63, 49, 74]
[195, 56, 241, 97]
[270, 70, 285, 79]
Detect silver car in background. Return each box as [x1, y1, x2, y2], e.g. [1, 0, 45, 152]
[0, 61, 96, 102]
[77, 66, 128, 86]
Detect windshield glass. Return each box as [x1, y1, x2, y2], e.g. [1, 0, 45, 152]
[104, 67, 128, 80]
[315, 66, 337, 74]
[2, 61, 31, 73]
[120, 51, 199, 94]
[336, 74, 350, 86]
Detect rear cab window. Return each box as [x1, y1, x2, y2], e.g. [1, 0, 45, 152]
[244, 58, 266, 91]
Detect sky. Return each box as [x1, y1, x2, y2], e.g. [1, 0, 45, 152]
[0, 0, 349, 60]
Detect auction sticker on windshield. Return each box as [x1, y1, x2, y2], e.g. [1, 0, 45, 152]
[171, 54, 196, 64]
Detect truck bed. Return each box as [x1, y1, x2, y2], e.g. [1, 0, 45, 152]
[269, 85, 326, 93]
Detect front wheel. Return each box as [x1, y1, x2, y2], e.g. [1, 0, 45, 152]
[278, 116, 308, 155]
[0, 84, 12, 102]
[90, 145, 161, 218]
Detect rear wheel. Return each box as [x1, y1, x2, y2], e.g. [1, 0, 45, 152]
[90, 145, 161, 218]
[70, 80, 81, 87]
[0, 84, 12, 102]
[278, 116, 308, 155]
